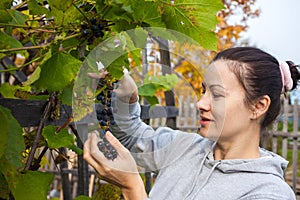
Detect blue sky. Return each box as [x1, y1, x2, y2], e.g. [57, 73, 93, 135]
[245, 0, 300, 64]
[244, 0, 300, 102]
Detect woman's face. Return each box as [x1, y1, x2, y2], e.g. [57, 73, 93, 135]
[196, 60, 253, 142]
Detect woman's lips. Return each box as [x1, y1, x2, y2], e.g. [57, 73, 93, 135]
[200, 116, 211, 126]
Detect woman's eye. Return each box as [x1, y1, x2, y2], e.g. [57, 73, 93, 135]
[212, 92, 224, 98]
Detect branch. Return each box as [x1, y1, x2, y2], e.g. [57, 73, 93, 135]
[30, 146, 48, 170]
[0, 44, 49, 53]
[24, 92, 57, 170]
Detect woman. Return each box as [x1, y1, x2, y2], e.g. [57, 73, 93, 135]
[84, 47, 299, 199]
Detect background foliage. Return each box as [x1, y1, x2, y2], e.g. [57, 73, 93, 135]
[0, 0, 224, 199]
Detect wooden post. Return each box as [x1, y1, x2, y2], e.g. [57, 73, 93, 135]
[75, 123, 89, 196]
[158, 38, 177, 129]
[59, 148, 72, 200]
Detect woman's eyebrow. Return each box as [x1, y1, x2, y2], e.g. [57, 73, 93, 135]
[209, 84, 225, 90]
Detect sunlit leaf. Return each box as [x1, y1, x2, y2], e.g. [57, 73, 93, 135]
[33, 52, 82, 92]
[42, 125, 75, 149]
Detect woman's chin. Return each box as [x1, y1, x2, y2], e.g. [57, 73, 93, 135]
[198, 128, 220, 141]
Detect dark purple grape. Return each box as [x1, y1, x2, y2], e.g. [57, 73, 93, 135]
[100, 120, 107, 126]
[97, 141, 105, 152]
[98, 23, 105, 30]
[81, 29, 90, 37]
[90, 18, 97, 25]
[94, 31, 104, 38]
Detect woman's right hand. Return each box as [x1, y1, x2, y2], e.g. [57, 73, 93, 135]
[114, 70, 138, 104]
[88, 68, 138, 104]
[83, 132, 147, 200]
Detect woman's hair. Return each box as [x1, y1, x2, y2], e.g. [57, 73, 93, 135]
[212, 47, 300, 128]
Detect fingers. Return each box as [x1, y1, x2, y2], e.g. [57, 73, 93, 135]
[87, 69, 108, 79]
[105, 131, 127, 152]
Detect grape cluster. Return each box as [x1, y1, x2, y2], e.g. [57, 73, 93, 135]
[95, 76, 118, 160]
[81, 18, 113, 44]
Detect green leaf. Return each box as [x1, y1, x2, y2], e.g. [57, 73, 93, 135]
[148, 74, 179, 90]
[143, 95, 159, 106]
[22, 66, 41, 86]
[43, 125, 75, 149]
[138, 83, 160, 96]
[0, 10, 12, 23]
[0, 172, 9, 199]
[0, 83, 31, 98]
[0, 32, 23, 50]
[0, 0, 11, 9]
[28, 0, 51, 17]
[48, 0, 73, 11]
[48, 1, 83, 26]
[7, 9, 28, 25]
[123, 0, 165, 28]
[0, 106, 24, 169]
[160, 0, 224, 50]
[74, 195, 92, 200]
[60, 84, 73, 106]
[33, 52, 82, 92]
[0, 107, 9, 159]
[13, 171, 54, 200]
[0, 83, 17, 98]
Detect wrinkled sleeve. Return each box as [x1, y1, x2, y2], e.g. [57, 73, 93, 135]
[111, 98, 199, 172]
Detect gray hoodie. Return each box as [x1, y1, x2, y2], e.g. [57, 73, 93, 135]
[111, 100, 296, 200]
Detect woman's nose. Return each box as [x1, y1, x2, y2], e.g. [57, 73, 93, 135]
[196, 93, 210, 111]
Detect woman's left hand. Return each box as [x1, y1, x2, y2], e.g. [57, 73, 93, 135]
[83, 131, 147, 199]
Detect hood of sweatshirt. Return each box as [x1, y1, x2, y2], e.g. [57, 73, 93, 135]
[204, 147, 288, 180]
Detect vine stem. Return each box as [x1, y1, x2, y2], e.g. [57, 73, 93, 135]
[0, 33, 81, 54]
[0, 44, 49, 53]
[24, 92, 57, 171]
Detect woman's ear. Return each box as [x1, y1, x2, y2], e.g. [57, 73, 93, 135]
[250, 95, 271, 120]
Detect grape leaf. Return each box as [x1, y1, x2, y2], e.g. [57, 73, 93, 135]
[0, 10, 12, 23]
[0, 107, 9, 158]
[123, 0, 165, 28]
[22, 66, 41, 86]
[60, 84, 73, 106]
[138, 83, 161, 96]
[7, 9, 28, 25]
[48, 0, 73, 12]
[42, 125, 82, 154]
[33, 52, 82, 92]
[0, 0, 11, 9]
[143, 95, 159, 106]
[0, 172, 9, 199]
[160, 0, 223, 50]
[0, 106, 24, 169]
[0, 83, 31, 99]
[13, 171, 53, 200]
[28, 0, 51, 17]
[0, 32, 23, 50]
[48, 1, 83, 26]
[42, 125, 75, 149]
